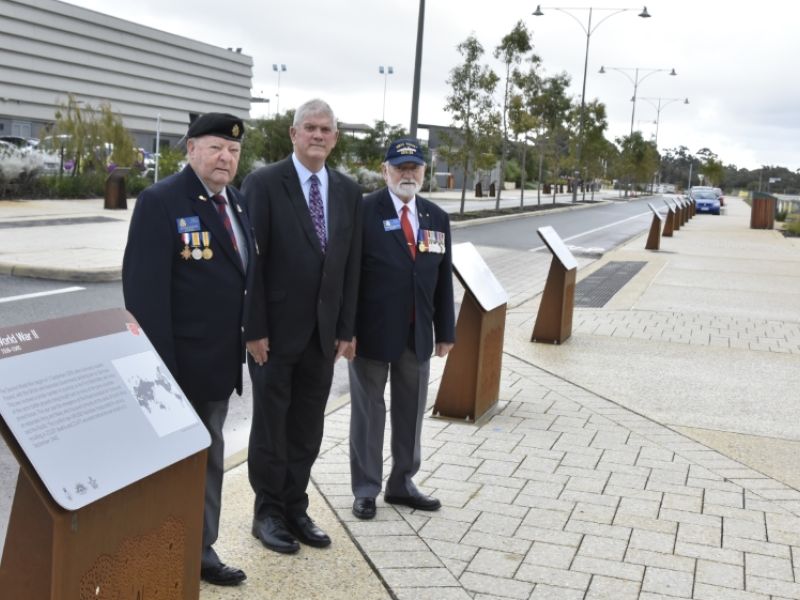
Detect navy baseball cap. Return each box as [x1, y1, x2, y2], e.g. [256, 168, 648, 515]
[384, 138, 425, 166]
[185, 112, 244, 142]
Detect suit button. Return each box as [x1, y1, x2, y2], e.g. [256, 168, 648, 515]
[244, 289, 248, 295]
[241, 326, 245, 333]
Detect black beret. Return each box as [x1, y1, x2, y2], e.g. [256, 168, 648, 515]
[186, 112, 244, 142]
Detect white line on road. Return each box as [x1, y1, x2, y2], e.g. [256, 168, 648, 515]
[0, 286, 85, 304]
[529, 210, 653, 252]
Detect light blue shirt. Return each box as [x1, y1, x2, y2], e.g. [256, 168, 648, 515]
[292, 153, 329, 231]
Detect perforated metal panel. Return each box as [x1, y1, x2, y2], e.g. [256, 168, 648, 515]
[575, 261, 646, 307]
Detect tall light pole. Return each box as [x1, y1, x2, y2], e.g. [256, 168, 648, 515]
[272, 63, 287, 116]
[639, 97, 688, 191]
[378, 65, 394, 124]
[639, 96, 689, 151]
[409, 0, 425, 138]
[533, 5, 651, 202]
[598, 66, 677, 137]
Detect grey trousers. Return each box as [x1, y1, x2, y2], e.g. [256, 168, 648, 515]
[192, 399, 228, 568]
[348, 348, 430, 498]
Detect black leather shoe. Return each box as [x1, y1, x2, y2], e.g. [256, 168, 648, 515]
[200, 563, 247, 586]
[251, 516, 300, 554]
[352, 497, 376, 520]
[384, 492, 441, 511]
[286, 514, 331, 548]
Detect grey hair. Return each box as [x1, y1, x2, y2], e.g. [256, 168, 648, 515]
[293, 99, 337, 131]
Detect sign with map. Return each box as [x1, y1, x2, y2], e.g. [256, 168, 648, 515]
[0, 309, 210, 510]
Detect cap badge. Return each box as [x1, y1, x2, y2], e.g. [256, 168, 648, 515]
[232, 124, 240, 138]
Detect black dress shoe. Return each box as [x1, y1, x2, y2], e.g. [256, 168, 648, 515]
[286, 514, 331, 547]
[384, 492, 441, 511]
[200, 562, 247, 586]
[352, 497, 376, 520]
[251, 516, 300, 554]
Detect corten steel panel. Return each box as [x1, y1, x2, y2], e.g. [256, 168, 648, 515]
[434, 291, 506, 421]
[531, 258, 576, 344]
[645, 214, 662, 250]
[0, 415, 207, 599]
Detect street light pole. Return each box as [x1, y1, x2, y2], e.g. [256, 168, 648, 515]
[272, 63, 287, 116]
[598, 66, 677, 137]
[378, 65, 394, 125]
[639, 96, 689, 151]
[409, 0, 425, 138]
[533, 5, 651, 202]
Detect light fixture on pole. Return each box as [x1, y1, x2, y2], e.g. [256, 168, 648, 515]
[378, 65, 394, 125]
[638, 96, 689, 150]
[533, 4, 651, 202]
[598, 65, 677, 137]
[272, 63, 287, 116]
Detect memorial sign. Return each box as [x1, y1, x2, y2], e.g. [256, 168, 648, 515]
[451, 242, 508, 311]
[0, 308, 210, 511]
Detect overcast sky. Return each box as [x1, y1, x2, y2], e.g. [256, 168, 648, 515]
[66, 0, 799, 171]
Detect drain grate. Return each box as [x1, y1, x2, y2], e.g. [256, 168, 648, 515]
[574, 261, 646, 307]
[0, 216, 120, 229]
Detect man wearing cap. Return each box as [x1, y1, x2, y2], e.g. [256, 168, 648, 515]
[122, 112, 252, 586]
[242, 99, 362, 553]
[349, 138, 455, 520]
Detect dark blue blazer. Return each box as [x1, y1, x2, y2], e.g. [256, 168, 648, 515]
[122, 165, 254, 404]
[242, 157, 362, 358]
[355, 188, 455, 363]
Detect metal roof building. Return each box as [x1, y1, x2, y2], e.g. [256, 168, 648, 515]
[0, 0, 253, 150]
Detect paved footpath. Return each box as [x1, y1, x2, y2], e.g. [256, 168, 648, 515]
[202, 197, 800, 599]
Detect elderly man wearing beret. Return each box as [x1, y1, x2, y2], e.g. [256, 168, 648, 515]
[122, 113, 253, 587]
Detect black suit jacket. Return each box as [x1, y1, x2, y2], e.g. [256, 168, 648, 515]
[122, 165, 254, 404]
[355, 188, 455, 363]
[242, 157, 362, 357]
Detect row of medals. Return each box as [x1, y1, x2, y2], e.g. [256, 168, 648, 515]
[180, 232, 213, 261]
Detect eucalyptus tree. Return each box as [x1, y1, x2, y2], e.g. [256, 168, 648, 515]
[493, 20, 533, 208]
[443, 34, 500, 213]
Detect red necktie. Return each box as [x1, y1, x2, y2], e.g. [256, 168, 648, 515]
[401, 205, 416, 259]
[211, 194, 240, 255]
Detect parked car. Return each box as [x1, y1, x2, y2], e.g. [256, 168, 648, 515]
[712, 187, 725, 206]
[691, 189, 721, 215]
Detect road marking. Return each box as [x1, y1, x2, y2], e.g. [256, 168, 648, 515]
[0, 286, 85, 304]
[529, 210, 652, 252]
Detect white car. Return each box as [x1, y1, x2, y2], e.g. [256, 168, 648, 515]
[0, 136, 61, 177]
[0, 139, 31, 181]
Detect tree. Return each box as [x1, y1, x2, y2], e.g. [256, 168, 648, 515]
[615, 132, 659, 195]
[509, 54, 543, 207]
[443, 35, 500, 214]
[493, 21, 532, 208]
[535, 73, 572, 203]
[350, 120, 408, 170]
[47, 94, 136, 175]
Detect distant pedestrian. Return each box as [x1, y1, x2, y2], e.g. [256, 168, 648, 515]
[122, 112, 251, 587]
[349, 138, 455, 520]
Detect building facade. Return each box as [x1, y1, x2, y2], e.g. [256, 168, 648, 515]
[0, 0, 253, 150]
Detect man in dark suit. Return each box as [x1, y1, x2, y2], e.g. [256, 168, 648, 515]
[349, 138, 455, 520]
[243, 99, 362, 553]
[122, 113, 251, 587]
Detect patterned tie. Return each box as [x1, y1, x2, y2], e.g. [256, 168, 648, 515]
[210, 194, 240, 257]
[308, 174, 327, 253]
[401, 205, 416, 259]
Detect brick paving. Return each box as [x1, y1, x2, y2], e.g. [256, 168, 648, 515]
[315, 350, 800, 599]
